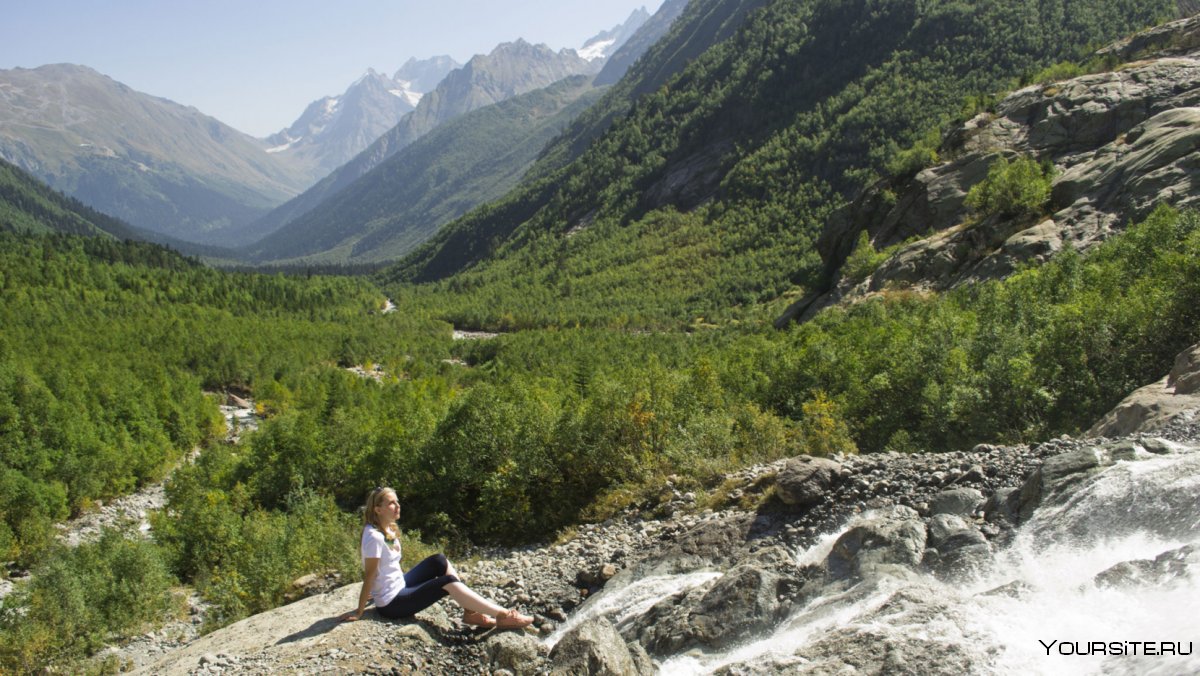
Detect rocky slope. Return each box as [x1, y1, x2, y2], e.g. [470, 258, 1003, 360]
[129, 344, 1200, 674]
[782, 13, 1200, 325]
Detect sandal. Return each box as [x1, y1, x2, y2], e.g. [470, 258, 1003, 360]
[495, 609, 534, 630]
[462, 610, 496, 628]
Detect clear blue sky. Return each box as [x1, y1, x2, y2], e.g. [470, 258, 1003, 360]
[1, 0, 663, 137]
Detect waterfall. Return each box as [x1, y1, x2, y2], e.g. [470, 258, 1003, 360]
[629, 445, 1200, 674]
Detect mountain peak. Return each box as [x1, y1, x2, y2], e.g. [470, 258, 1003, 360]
[394, 55, 459, 92]
[576, 6, 654, 62]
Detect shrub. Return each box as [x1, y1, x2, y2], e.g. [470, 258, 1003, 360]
[0, 530, 177, 672]
[965, 156, 1054, 219]
[842, 231, 891, 284]
[1026, 60, 1085, 85]
[887, 127, 941, 178]
[798, 391, 858, 456]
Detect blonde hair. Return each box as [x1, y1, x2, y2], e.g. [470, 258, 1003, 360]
[363, 486, 399, 535]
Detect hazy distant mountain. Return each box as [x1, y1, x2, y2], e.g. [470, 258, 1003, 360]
[0, 156, 239, 259]
[245, 75, 604, 265]
[264, 57, 459, 183]
[0, 64, 309, 244]
[576, 7, 653, 62]
[394, 55, 460, 92]
[595, 0, 691, 86]
[242, 40, 599, 247]
[0, 156, 142, 239]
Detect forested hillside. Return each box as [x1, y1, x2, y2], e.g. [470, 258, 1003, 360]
[0, 233, 425, 561]
[385, 0, 1174, 329]
[0, 158, 141, 239]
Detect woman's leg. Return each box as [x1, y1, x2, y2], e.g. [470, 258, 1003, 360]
[401, 553, 502, 613]
[403, 553, 453, 587]
[378, 572, 457, 619]
[443, 581, 505, 616]
[379, 553, 505, 619]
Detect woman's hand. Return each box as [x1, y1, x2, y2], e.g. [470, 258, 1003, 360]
[344, 557, 379, 623]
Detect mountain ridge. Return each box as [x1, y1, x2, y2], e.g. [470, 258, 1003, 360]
[0, 64, 309, 244]
[238, 40, 601, 248]
[245, 76, 605, 265]
[260, 57, 460, 189]
[380, 0, 1178, 331]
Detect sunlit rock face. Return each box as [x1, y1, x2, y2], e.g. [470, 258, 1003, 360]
[786, 14, 1200, 326]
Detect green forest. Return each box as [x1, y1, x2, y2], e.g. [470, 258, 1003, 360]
[1, 0, 1195, 672]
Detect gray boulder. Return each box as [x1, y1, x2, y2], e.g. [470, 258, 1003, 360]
[622, 581, 712, 656]
[793, 625, 983, 676]
[687, 565, 787, 649]
[1094, 544, 1198, 589]
[549, 617, 645, 676]
[1172, 343, 1200, 395]
[826, 506, 927, 581]
[629, 564, 788, 656]
[983, 487, 1019, 526]
[488, 632, 546, 676]
[1008, 448, 1108, 523]
[721, 583, 987, 675]
[775, 455, 842, 508]
[926, 514, 971, 549]
[924, 514, 992, 580]
[1089, 342, 1200, 437]
[929, 488, 985, 517]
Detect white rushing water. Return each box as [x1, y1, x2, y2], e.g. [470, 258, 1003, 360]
[543, 571, 724, 649]
[966, 449, 1200, 675]
[652, 446, 1200, 675]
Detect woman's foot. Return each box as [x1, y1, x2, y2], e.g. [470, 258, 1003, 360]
[495, 609, 534, 630]
[462, 610, 497, 628]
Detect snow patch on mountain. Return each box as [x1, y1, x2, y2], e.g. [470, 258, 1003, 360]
[265, 138, 299, 154]
[389, 88, 423, 106]
[578, 37, 617, 61]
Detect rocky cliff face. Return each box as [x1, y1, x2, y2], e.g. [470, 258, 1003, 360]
[781, 14, 1200, 325]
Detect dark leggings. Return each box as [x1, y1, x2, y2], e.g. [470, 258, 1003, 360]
[377, 553, 460, 619]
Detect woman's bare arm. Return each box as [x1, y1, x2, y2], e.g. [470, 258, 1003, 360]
[342, 557, 379, 621]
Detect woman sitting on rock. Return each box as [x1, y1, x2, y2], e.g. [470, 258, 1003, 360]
[341, 486, 534, 630]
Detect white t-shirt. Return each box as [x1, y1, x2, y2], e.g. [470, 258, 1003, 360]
[361, 525, 406, 606]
